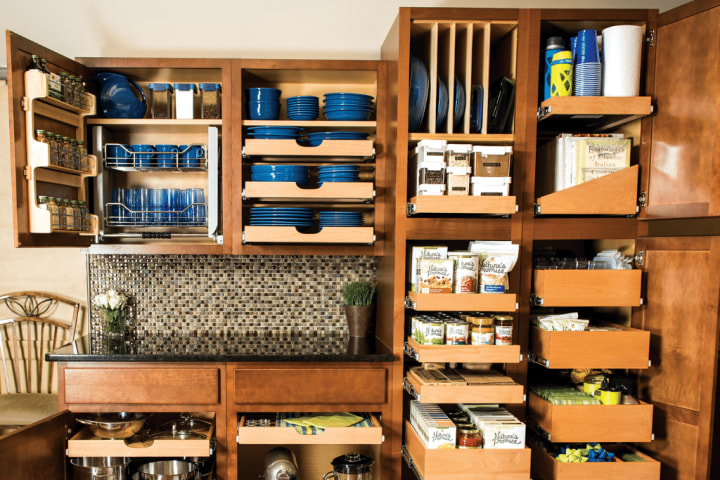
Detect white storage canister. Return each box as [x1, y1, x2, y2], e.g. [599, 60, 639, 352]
[173, 83, 197, 119]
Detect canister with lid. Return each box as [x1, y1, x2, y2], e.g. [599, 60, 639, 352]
[199, 83, 222, 119]
[173, 83, 197, 119]
[149, 83, 173, 119]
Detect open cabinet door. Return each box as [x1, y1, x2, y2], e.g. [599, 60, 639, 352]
[641, 2, 720, 219]
[632, 236, 720, 479]
[0, 410, 70, 479]
[6, 30, 94, 247]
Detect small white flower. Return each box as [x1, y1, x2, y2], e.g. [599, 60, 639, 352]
[94, 289, 127, 310]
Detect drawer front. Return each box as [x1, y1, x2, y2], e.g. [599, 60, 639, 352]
[234, 368, 387, 405]
[63, 367, 221, 405]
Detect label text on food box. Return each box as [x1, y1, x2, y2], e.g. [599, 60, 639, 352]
[492, 431, 522, 446]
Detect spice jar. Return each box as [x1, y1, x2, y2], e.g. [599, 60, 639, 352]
[149, 83, 173, 119]
[495, 315, 513, 345]
[457, 427, 481, 449]
[199, 83, 221, 119]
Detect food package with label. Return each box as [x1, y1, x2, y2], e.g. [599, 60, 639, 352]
[472, 145, 512, 176]
[477, 420, 526, 449]
[414, 139, 447, 163]
[409, 400, 456, 449]
[409, 246, 448, 292]
[468, 241, 519, 293]
[448, 251, 479, 293]
[410, 140, 447, 197]
[417, 258, 455, 294]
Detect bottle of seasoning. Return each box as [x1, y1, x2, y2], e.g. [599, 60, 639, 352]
[457, 426, 481, 449]
[61, 136, 73, 168]
[47, 133, 59, 166]
[77, 200, 88, 230]
[46, 197, 60, 230]
[70, 200, 80, 231]
[59, 72, 71, 103]
[70, 139, 80, 170]
[77, 140, 88, 171]
[35, 129, 48, 145]
[58, 199, 71, 231]
[37, 195, 49, 210]
[494, 315, 513, 345]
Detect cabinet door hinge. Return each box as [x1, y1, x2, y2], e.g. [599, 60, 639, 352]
[638, 191, 647, 208]
[23, 165, 32, 180]
[645, 30, 655, 47]
[634, 250, 644, 268]
[21, 97, 30, 111]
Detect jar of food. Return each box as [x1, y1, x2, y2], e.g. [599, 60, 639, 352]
[60, 136, 73, 168]
[35, 129, 48, 144]
[46, 133, 59, 165]
[77, 200, 88, 230]
[77, 140, 88, 171]
[46, 197, 59, 229]
[149, 83, 173, 119]
[199, 83, 222, 119]
[495, 315, 513, 345]
[445, 320, 469, 345]
[56, 198, 69, 230]
[457, 427, 481, 449]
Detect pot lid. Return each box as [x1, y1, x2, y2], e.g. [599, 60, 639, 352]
[331, 453, 374, 473]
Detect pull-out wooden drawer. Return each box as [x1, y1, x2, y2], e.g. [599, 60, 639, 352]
[237, 413, 382, 444]
[528, 393, 653, 443]
[532, 269, 642, 307]
[233, 366, 387, 405]
[531, 443, 660, 480]
[404, 421, 531, 480]
[405, 368, 525, 405]
[62, 366, 222, 405]
[530, 324, 651, 369]
[67, 412, 215, 458]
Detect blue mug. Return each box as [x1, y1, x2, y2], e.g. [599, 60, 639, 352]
[131, 144, 155, 169]
[106, 144, 131, 168]
[156, 144, 179, 168]
[179, 144, 206, 168]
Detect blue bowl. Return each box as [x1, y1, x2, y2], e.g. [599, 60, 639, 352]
[247, 87, 281, 101]
[247, 101, 280, 120]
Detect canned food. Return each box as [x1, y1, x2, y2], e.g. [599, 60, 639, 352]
[495, 315, 513, 345]
[421, 320, 445, 345]
[445, 321, 469, 345]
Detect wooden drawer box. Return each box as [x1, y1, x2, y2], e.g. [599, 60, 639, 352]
[67, 413, 214, 458]
[233, 367, 387, 405]
[405, 369, 524, 405]
[406, 337, 522, 364]
[531, 443, 660, 480]
[532, 269, 642, 307]
[237, 413, 382, 445]
[528, 393, 653, 443]
[405, 421, 531, 480]
[530, 324, 650, 369]
[406, 291, 517, 312]
[62, 367, 221, 405]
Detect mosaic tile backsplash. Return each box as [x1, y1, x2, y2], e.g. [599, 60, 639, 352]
[88, 255, 376, 338]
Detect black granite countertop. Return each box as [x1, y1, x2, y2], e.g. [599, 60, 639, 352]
[47, 333, 394, 363]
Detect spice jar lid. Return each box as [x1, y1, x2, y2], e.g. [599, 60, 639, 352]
[199, 83, 221, 91]
[149, 83, 173, 91]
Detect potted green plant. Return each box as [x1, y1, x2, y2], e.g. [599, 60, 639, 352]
[342, 281, 377, 337]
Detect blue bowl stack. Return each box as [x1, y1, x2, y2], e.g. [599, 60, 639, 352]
[247, 88, 281, 120]
[286, 95, 319, 121]
[323, 93, 374, 121]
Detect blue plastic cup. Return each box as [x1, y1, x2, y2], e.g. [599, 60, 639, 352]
[155, 144, 179, 168]
[576, 29, 600, 64]
[149, 188, 169, 225]
[106, 144, 131, 168]
[131, 144, 155, 169]
[184, 188, 205, 226]
[130, 187, 150, 225]
[179, 144, 206, 168]
[167, 188, 183, 226]
[247, 100, 280, 120]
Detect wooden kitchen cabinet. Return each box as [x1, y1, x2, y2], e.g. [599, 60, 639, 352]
[6, 31, 231, 253]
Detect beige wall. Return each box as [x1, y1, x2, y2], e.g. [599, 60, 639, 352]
[0, 83, 88, 319]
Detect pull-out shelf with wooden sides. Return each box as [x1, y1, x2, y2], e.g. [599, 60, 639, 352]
[531, 268, 642, 307]
[237, 413, 382, 445]
[405, 337, 521, 364]
[406, 291, 518, 312]
[407, 195, 517, 216]
[403, 421, 531, 480]
[404, 367, 525, 405]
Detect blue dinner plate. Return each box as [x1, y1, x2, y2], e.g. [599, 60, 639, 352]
[325, 111, 372, 121]
[437, 76, 448, 129]
[409, 55, 429, 132]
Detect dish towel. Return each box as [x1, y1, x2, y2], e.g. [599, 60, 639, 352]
[281, 412, 369, 434]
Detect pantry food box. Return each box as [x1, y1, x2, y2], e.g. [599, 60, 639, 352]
[417, 258, 455, 294]
[409, 400, 456, 449]
[409, 246, 449, 292]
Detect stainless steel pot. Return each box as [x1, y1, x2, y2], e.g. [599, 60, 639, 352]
[322, 453, 374, 480]
[71, 457, 131, 480]
[137, 460, 198, 480]
[77, 413, 147, 439]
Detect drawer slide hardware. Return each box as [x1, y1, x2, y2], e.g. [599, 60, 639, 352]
[404, 342, 419, 361]
[530, 294, 544, 307]
[402, 445, 425, 480]
[403, 377, 420, 401]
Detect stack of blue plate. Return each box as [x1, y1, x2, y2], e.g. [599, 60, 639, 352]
[323, 93, 374, 121]
[453, 76, 466, 131]
[409, 55, 429, 132]
[303, 131, 369, 147]
[317, 164, 360, 185]
[247, 126, 304, 139]
[436, 76, 448, 129]
[318, 211, 364, 227]
[250, 164, 309, 184]
[286, 96, 319, 121]
[249, 207, 315, 226]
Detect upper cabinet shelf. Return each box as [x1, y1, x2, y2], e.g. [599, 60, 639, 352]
[537, 96, 653, 132]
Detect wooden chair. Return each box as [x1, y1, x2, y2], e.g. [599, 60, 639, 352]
[0, 292, 80, 429]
